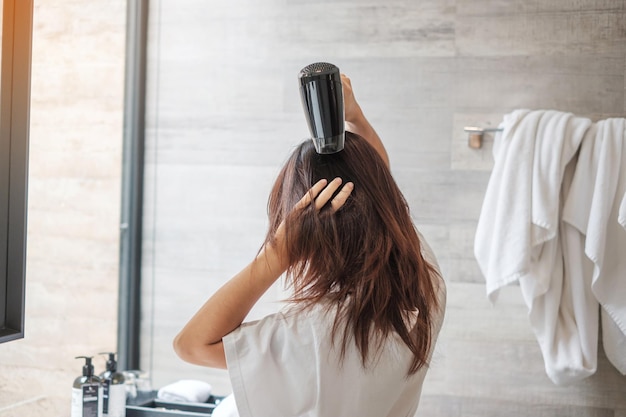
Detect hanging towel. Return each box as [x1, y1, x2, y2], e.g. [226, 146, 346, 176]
[564, 118, 626, 375]
[475, 110, 591, 300]
[619, 191, 626, 229]
[560, 123, 601, 382]
[475, 109, 593, 384]
[474, 109, 534, 297]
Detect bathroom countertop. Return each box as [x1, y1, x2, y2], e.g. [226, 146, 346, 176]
[126, 391, 224, 417]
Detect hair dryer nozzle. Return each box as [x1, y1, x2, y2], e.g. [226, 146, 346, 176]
[298, 62, 345, 154]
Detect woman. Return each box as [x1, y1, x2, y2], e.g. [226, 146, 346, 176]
[173, 75, 446, 417]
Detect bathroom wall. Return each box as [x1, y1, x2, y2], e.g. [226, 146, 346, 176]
[142, 0, 626, 414]
[0, 1, 126, 416]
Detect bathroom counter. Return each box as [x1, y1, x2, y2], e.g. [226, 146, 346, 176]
[126, 391, 224, 417]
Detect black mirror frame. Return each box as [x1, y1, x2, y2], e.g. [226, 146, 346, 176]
[0, 0, 34, 344]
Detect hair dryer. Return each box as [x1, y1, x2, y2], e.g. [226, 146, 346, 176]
[298, 62, 345, 154]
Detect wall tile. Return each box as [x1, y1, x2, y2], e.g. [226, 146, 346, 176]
[455, 7, 626, 57]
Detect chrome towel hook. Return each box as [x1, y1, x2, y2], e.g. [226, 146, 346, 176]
[464, 126, 503, 149]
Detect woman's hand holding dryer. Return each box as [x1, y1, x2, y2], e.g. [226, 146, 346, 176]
[341, 74, 389, 167]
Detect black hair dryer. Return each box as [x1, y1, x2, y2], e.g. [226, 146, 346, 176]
[298, 62, 345, 154]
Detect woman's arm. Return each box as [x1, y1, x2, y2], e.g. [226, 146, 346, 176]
[173, 178, 354, 369]
[342, 74, 390, 168]
[172, 243, 287, 368]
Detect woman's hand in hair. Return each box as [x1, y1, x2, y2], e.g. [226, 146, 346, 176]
[271, 178, 354, 262]
[296, 177, 354, 213]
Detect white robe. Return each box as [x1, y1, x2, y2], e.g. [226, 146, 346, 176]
[222, 240, 447, 417]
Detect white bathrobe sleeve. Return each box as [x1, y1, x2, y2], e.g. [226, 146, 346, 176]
[222, 312, 318, 417]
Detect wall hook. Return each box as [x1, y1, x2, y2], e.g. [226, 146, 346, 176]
[464, 126, 503, 149]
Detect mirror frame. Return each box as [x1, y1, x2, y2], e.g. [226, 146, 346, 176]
[0, 0, 33, 344]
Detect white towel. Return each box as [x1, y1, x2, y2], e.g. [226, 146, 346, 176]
[212, 394, 240, 417]
[560, 123, 601, 382]
[619, 191, 626, 229]
[156, 379, 212, 403]
[474, 109, 534, 298]
[562, 118, 626, 376]
[618, 191, 626, 368]
[573, 118, 626, 375]
[618, 190, 626, 369]
[475, 110, 590, 300]
[475, 109, 592, 384]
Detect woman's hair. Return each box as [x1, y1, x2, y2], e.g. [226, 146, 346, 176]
[265, 132, 441, 374]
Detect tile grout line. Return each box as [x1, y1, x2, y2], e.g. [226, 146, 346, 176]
[0, 395, 46, 413]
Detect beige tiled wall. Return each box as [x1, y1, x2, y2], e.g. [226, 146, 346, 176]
[0, 1, 126, 416]
[142, 0, 626, 415]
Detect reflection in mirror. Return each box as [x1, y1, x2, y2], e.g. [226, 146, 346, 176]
[137, 0, 626, 414]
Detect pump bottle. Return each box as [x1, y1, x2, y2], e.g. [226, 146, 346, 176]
[99, 352, 126, 417]
[71, 356, 103, 417]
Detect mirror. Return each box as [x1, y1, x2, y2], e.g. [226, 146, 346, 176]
[137, 0, 626, 413]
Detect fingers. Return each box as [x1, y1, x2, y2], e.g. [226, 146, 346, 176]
[341, 74, 360, 124]
[314, 177, 343, 210]
[341, 74, 353, 99]
[294, 177, 354, 213]
[294, 179, 328, 210]
[341, 73, 352, 89]
[329, 181, 354, 213]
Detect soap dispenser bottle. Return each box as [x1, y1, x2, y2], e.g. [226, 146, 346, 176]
[98, 352, 126, 417]
[71, 356, 103, 417]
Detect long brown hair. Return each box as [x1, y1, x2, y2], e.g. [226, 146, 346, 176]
[265, 132, 441, 374]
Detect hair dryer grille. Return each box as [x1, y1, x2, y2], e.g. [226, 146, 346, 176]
[299, 62, 337, 77]
[298, 62, 345, 154]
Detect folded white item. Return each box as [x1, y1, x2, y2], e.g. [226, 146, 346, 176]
[156, 379, 212, 403]
[212, 394, 239, 417]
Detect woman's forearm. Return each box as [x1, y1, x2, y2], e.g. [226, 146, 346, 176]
[173, 245, 287, 368]
[345, 105, 389, 169]
[341, 74, 389, 168]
